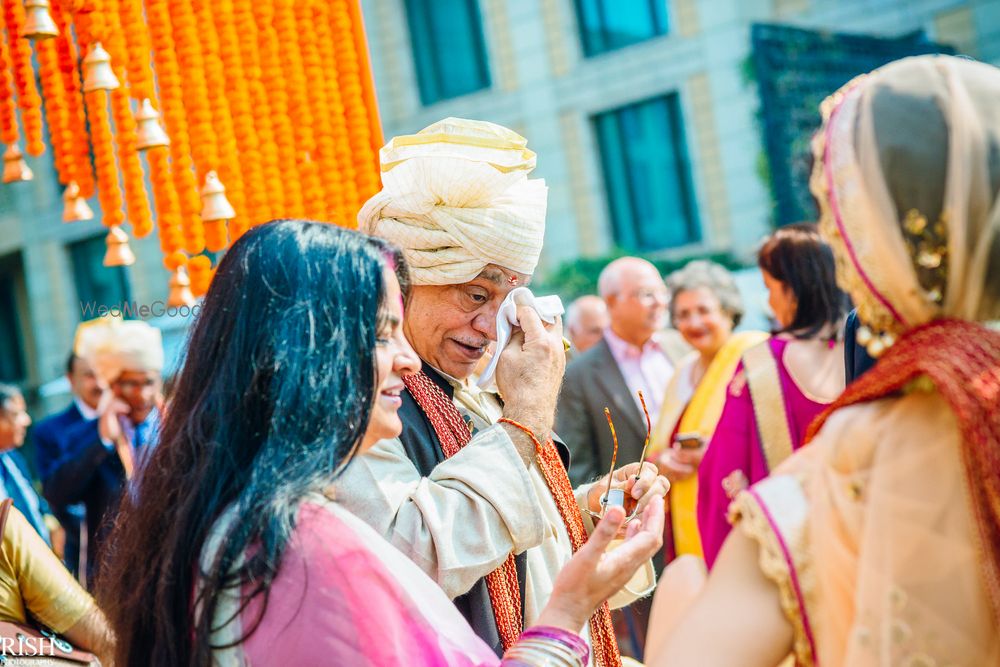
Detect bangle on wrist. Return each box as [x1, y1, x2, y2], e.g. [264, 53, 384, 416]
[503, 626, 589, 666]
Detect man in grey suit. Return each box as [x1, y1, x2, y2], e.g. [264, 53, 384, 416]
[557, 258, 684, 487]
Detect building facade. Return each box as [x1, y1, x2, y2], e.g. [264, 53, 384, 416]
[361, 0, 1000, 269]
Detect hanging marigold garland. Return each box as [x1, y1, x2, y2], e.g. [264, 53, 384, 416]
[0, 15, 19, 147]
[332, 0, 379, 209]
[110, 0, 183, 260]
[3, 0, 44, 155]
[213, 0, 266, 237]
[312, 0, 356, 225]
[195, 0, 245, 246]
[252, 0, 304, 217]
[35, 39, 70, 184]
[74, 0, 126, 231]
[297, 0, 343, 223]
[274, 0, 322, 220]
[51, 0, 95, 197]
[167, 0, 230, 256]
[103, 0, 153, 238]
[84, 90, 125, 229]
[232, 0, 282, 224]
[116, 0, 153, 100]
[143, 0, 203, 259]
[167, 0, 216, 256]
[187, 254, 213, 297]
[1, 0, 385, 296]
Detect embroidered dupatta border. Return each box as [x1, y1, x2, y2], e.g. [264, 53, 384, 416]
[732, 488, 817, 667]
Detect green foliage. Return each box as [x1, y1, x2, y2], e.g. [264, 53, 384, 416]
[535, 249, 746, 302]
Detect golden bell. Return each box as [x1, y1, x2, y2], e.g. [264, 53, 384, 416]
[82, 43, 119, 92]
[62, 181, 94, 222]
[134, 99, 170, 150]
[2, 144, 33, 183]
[167, 266, 196, 307]
[103, 226, 136, 267]
[200, 171, 236, 221]
[23, 0, 58, 39]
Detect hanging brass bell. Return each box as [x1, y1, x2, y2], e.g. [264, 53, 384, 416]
[134, 99, 170, 150]
[200, 171, 236, 221]
[82, 43, 119, 92]
[23, 0, 58, 39]
[2, 144, 33, 183]
[62, 181, 94, 222]
[167, 266, 195, 307]
[103, 225, 136, 266]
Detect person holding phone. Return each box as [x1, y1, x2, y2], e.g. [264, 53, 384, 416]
[646, 261, 768, 564]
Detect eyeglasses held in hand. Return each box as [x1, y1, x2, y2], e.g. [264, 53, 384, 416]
[583, 390, 652, 524]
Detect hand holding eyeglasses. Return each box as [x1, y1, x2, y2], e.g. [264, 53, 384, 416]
[585, 391, 670, 525]
[538, 497, 665, 633]
[585, 461, 668, 521]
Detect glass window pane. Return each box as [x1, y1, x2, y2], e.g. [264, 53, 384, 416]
[69, 235, 132, 318]
[575, 0, 669, 56]
[594, 94, 700, 251]
[595, 113, 637, 249]
[0, 267, 25, 382]
[406, 0, 491, 105]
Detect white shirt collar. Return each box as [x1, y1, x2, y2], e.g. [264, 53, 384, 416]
[73, 396, 100, 421]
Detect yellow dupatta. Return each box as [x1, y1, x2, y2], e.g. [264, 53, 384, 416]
[649, 330, 769, 557]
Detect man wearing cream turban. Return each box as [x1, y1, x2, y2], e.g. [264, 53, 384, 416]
[338, 118, 668, 665]
[44, 316, 164, 585]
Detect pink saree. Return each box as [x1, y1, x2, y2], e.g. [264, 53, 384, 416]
[205, 497, 505, 666]
[697, 338, 829, 569]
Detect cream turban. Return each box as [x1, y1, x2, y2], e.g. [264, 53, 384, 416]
[358, 117, 548, 285]
[74, 316, 164, 385]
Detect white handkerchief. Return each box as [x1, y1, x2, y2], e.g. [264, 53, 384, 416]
[477, 287, 563, 390]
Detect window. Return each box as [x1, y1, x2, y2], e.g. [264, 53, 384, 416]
[575, 0, 668, 57]
[0, 263, 26, 383]
[405, 0, 491, 105]
[69, 235, 132, 317]
[594, 94, 699, 251]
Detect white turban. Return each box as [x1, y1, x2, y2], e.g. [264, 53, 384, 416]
[358, 118, 548, 285]
[74, 316, 164, 385]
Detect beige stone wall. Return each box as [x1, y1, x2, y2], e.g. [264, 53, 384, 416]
[686, 73, 732, 249]
[934, 5, 979, 56]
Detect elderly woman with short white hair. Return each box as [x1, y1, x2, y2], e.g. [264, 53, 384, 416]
[646, 260, 767, 564]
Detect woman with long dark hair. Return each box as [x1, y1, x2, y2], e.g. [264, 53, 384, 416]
[695, 223, 848, 569]
[100, 220, 662, 666]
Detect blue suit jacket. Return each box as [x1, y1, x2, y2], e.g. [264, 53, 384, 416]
[43, 409, 125, 579]
[33, 403, 94, 486]
[32, 403, 89, 573]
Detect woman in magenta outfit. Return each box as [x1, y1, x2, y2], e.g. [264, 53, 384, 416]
[98, 220, 662, 667]
[698, 224, 848, 568]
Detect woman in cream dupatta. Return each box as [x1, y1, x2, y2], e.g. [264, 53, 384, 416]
[651, 54, 1000, 666]
[649, 260, 768, 560]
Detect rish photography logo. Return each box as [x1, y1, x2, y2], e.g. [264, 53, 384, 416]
[0, 634, 61, 659]
[79, 300, 201, 319]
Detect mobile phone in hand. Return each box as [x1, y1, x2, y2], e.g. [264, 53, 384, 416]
[675, 433, 705, 450]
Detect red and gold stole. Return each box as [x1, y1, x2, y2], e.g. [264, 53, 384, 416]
[403, 371, 622, 666]
[806, 319, 1000, 621]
